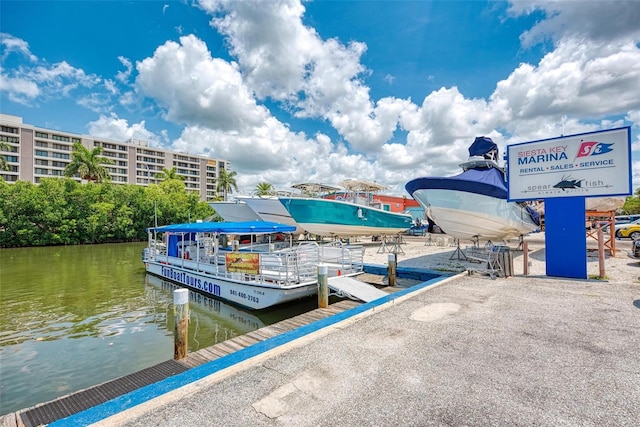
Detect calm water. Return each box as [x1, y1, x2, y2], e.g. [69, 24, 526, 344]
[0, 243, 316, 415]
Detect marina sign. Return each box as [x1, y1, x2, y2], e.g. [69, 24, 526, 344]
[506, 127, 631, 201]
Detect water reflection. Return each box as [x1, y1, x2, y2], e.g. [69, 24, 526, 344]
[145, 274, 318, 351]
[0, 243, 316, 416]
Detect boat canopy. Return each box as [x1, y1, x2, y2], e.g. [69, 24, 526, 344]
[405, 167, 508, 199]
[291, 182, 341, 195]
[150, 220, 296, 234]
[469, 136, 498, 159]
[340, 179, 387, 192]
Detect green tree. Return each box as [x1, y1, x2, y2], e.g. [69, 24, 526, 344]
[0, 141, 11, 171]
[216, 169, 238, 201]
[622, 191, 640, 214]
[0, 177, 214, 247]
[64, 142, 115, 182]
[255, 182, 274, 196]
[156, 167, 185, 182]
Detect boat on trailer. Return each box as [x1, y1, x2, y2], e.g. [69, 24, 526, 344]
[405, 137, 540, 242]
[143, 221, 365, 310]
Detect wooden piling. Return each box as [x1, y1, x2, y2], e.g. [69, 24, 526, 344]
[174, 288, 189, 360]
[318, 265, 329, 308]
[523, 240, 529, 276]
[388, 253, 397, 287]
[598, 228, 605, 278]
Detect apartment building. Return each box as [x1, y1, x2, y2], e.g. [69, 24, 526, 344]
[0, 114, 229, 201]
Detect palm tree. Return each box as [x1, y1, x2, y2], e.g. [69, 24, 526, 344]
[156, 167, 185, 182]
[216, 169, 238, 201]
[0, 141, 10, 171]
[255, 182, 274, 196]
[64, 142, 115, 183]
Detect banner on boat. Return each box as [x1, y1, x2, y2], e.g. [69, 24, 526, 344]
[506, 127, 631, 201]
[225, 253, 260, 274]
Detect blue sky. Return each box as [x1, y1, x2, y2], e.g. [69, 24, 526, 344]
[1, 0, 639, 195]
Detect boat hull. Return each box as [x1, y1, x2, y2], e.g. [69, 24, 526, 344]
[209, 201, 261, 222]
[146, 260, 317, 310]
[238, 197, 306, 235]
[279, 197, 413, 236]
[411, 189, 539, 241]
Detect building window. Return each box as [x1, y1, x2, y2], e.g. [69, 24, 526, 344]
[72, 137, 81, 143]
[36, 141, 48, 148]
[1, 145, 18, 153]
[35, 159, 49, 166]
[35, 150, 48, 157]
[52, 152, 70, 159]
[52, 161, 67, 168]
[35, 168, 49, 175]
[51, 134, 70, 142]
[2, 126, 20, 134]
[0, 135, 19, 143]
[35, 131, 49, 138]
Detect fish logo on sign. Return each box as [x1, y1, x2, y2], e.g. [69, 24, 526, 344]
[553, 175, 583, 191]
[575, 141, 613, 158]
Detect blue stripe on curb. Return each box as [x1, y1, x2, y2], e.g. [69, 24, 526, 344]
[49, 267, 451, 426]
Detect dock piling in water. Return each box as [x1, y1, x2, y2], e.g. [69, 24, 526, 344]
[318, 265, 328, 308]
[174, 289, 189, 360]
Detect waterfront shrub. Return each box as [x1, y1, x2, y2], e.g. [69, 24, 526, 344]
[0, 177, 214, 247]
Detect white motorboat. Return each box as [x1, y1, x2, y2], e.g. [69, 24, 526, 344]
[405, 137, 540, 242]
[209, 200, 261, 222]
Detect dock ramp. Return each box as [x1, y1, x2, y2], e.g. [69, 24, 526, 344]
[327, 276, 387, 302]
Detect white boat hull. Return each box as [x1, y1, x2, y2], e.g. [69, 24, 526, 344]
[146, 260, 317, 310]
[238, 197, 306, 235]
[295, 223, 409, 236]
[209, 201, 261, 222]
[412, 189, 539, 242]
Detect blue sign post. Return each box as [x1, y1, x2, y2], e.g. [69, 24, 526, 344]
[544, 197, 587, 278]
[507, 127, 631, 279]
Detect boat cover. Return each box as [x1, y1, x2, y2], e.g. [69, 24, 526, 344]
[405, 168, 541, 226]
[406, 167, 508, 199]
[468, 136, 498, 157]
[150, 220, 296, 234]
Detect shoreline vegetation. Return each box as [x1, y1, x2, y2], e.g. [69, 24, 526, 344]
[0, 177, 215, 248]
[2, 174, 640, 252]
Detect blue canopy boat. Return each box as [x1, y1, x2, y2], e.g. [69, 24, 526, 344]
[143, 221, 365, 309]
[405, 137, 540, 242]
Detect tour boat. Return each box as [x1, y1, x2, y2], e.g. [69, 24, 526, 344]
[143, 221, 365, 310]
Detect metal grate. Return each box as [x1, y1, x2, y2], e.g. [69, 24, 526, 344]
[20, 360, 188, 427]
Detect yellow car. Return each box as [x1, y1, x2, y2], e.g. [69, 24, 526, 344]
[617, 223, 640, 240]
